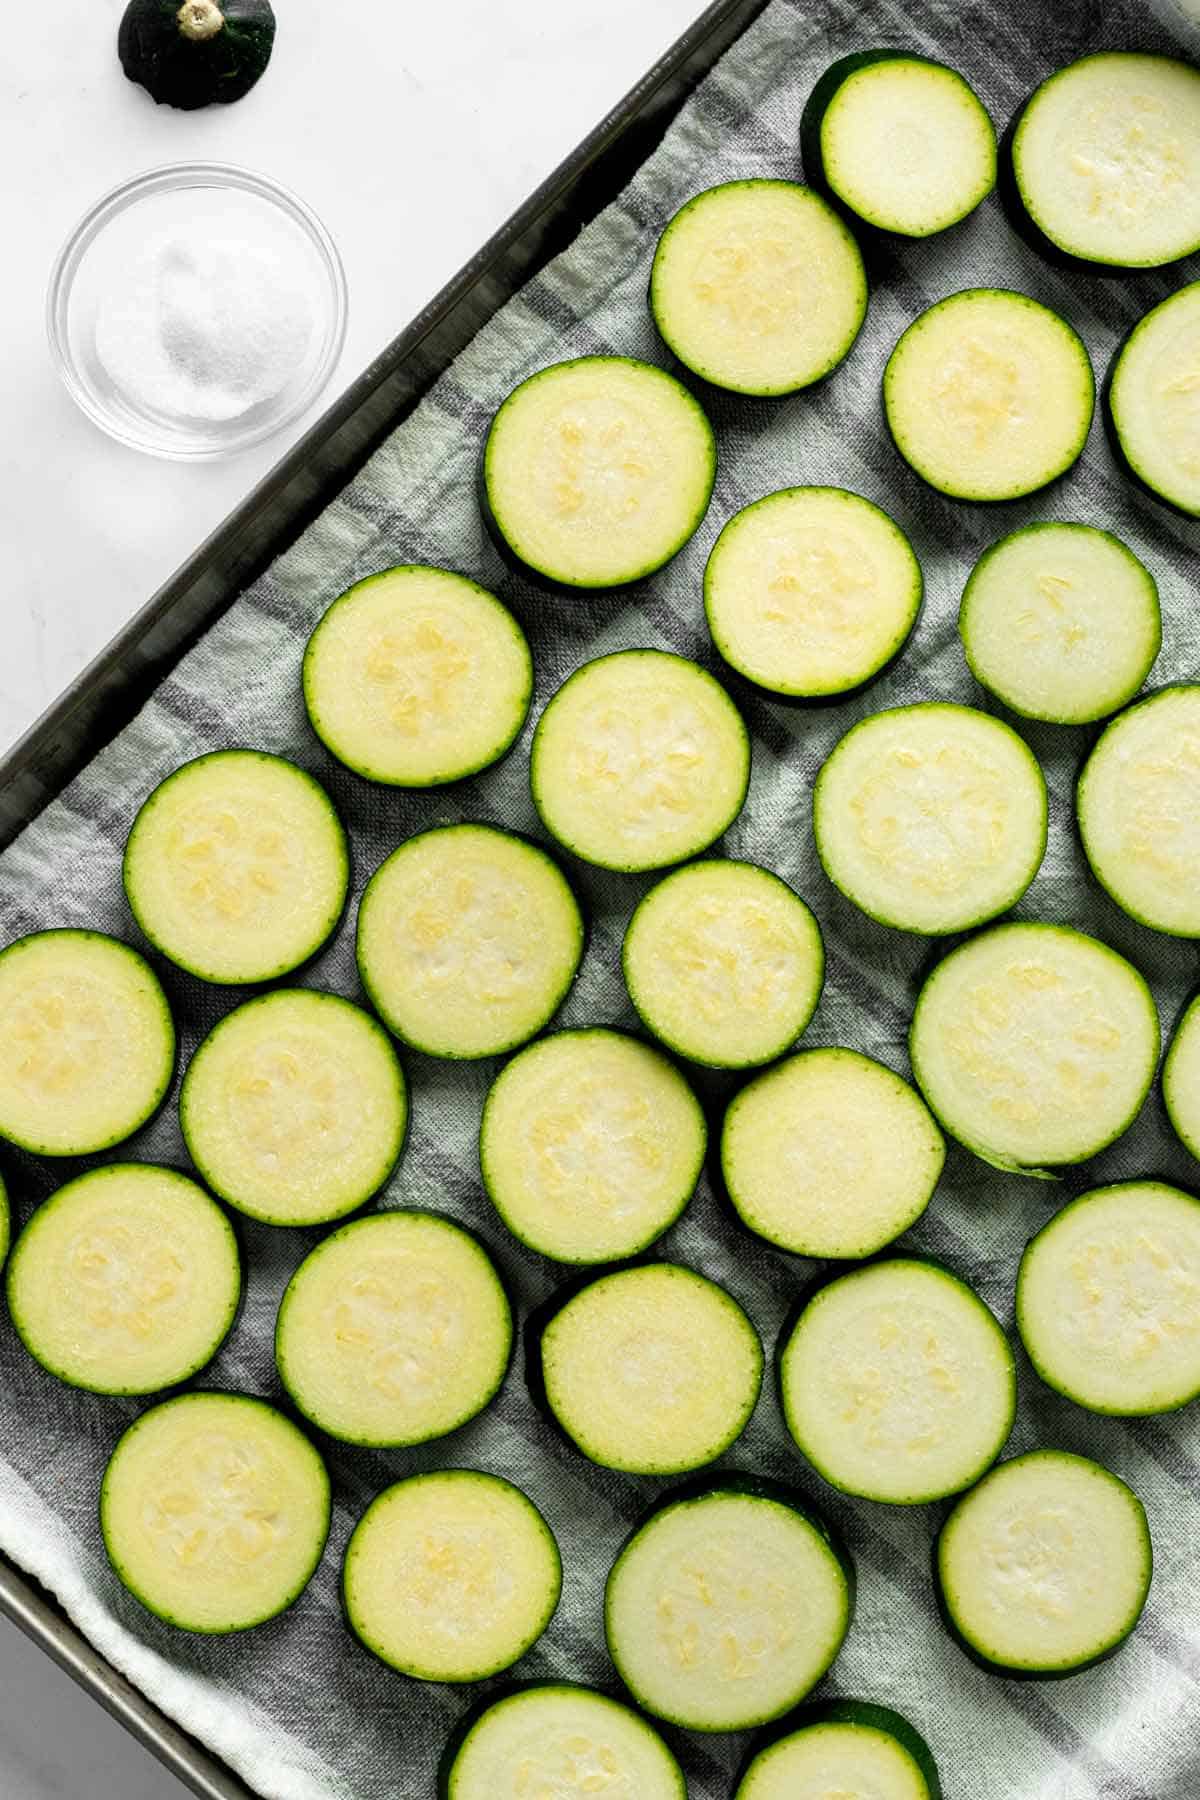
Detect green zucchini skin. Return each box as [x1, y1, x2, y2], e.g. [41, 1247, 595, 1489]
[1102, 289, 1200, 520]
[0, 1173, 9, 1273]
[737, 1698, 943, 1798]
[118, 0, 276, 110]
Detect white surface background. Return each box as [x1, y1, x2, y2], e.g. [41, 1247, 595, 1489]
[0, 1, 698, 1793]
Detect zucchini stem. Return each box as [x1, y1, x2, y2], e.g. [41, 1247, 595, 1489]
[177, 0, 224, 41]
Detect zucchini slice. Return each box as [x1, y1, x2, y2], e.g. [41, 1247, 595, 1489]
[275, 1211, 511, 1446]
[303, 566, 532, 787]
[7, 1164, 240, 1396]
[1078, 686, 1200, 936]
[357, 824, 583, 1059]
[802, 51, 995, 238]
[443, 1685, 685, 1800]
[605, 1481, 853, 1731]
[1105, 284, 1200, 519]
[959, 523, 1161, 724]
[813, 703, 1047, 934]
[884, 289, 1093, 501]
[482, 357, 715, 588]
[180, 989, 407, 1226]
[531, 650, 750, 873]
[703, 487, 922, 699]
[1165, 995, 1200, 1161]
[780, 1259, 1014, 1504]
[0, 929, 174, 1156]
[1017, 1180, 1200, 1416]
[100, 1392, 330, 1633]
[622, 859, 824, 1069]
[737, 1700, 942, 1800]
[539, 1262, 762, 1473]
[936, 1449, 1152, 1676]
[343, 1471, 561, 1681]
[721, 1048, 944, 1258]
[123, 750, 349, 984]
[480, 1028, 706, 1264]
[649, 180, 867, 395]
[1009, 53, 1200, 269]
[910, 923, 1159, 1174]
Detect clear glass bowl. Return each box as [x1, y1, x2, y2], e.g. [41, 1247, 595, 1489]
[47, 162, 348, 460]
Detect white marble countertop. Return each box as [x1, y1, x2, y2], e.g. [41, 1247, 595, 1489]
[0, 1, 698, 1793]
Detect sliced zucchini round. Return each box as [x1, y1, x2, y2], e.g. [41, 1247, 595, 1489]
[343, 1471, 561, 1681]
[884, 289, 1093, 501]
[959, 523, 1161, 724]
[302, 565, 533, 787]
[936, 1449, 1152, 1676]
[481, 357, 715, 588]
[1164, 995, 1200, 1161]
[623, 859, 823, 1069]
[480, 1028, 705, 1264]
[7, 1164, 240, 1396]
[649, 180, 867, 395]
[802, 51, 995, 238]
[703, 487, 922, 699]
[540, 1262, 762, 1474]
[910, 923, 1159, 1174]
[1017, 1181, 1200, 1416]
[813, 703, 1047, 935]
[123, 750, 349, 984]
[357, 824, 583, 1059]
[0, 929, 174, 1156]
[531, 650, 749, 873]
[780, 1258, 1015, 1504]
[100, 1392, 330, 1633]
[1078, 686, 1200, 936]
[180, 989, 407, 1226]
[275, 1211, 511, 1446]
[443, 1685, 686, 1800]
[1105, 284, 1200, 519]
[737, 1700, 942, 1800]
[721, 1048, 944, 1258]
[605, 1482, 853, 1731]
[1010, 53, 1200, 269]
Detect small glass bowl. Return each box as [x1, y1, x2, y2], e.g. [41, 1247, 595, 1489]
[47, 162, 348, 460]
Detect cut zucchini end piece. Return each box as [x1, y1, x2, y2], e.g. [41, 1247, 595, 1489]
[803, 51, 995, 239]
[531, 650, 750, 873]
[7, 1164, 241, 1397]
[623, 859, 824, 1069]
[123, 750, 349, 985]
[738, 1699, 941, 1800]
[884, 288, 1094, 501]
[1165, 995, 1200, 1163]
[910, 922, 1159, 1171]
[482, 357, 715, 588]
[357, 823, 584, 1059]
[722, 1047, 944, 1258]
[959, 522, 1161, 724]
[813, 702, 1047, 935]
[605, 1481, 853, 1731]
[1105, 284, 1200, 520]
[540, 1262, 763, 1473]
[276, 1210, 512, 1447]
[480, 1027, 706, 1264]
[649, 179, 867, 395]
[443, 1685, 686, 1800]
[100, 1392, 330, 1634]
[0, 929, 175, 1157]
[303, 565, 533, 787]
[343, 1471, 561, 1682]
[1017, 1180, 1200, 1416]
[704, 487, 923, 700]
[936, 1449, 1152, 1676]
[779, 1258, 1015, 1505]
[180, 988, 407, 1226]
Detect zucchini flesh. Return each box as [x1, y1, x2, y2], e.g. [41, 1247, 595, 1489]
[649, 180, 866, 394]
[738, 1703, 940, 1800]
[1165, 995, 1200, 1161]
[813, 703, 1047, 935]
[445, 1686, 685, 1800]
[909, 923, 1158, 1172]
[936, 1450, 1152, 1675]
[1106, 284, 1200, 518]
[1017, 1181, 1200, 1415]
[343, 1471, 561, 1681]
